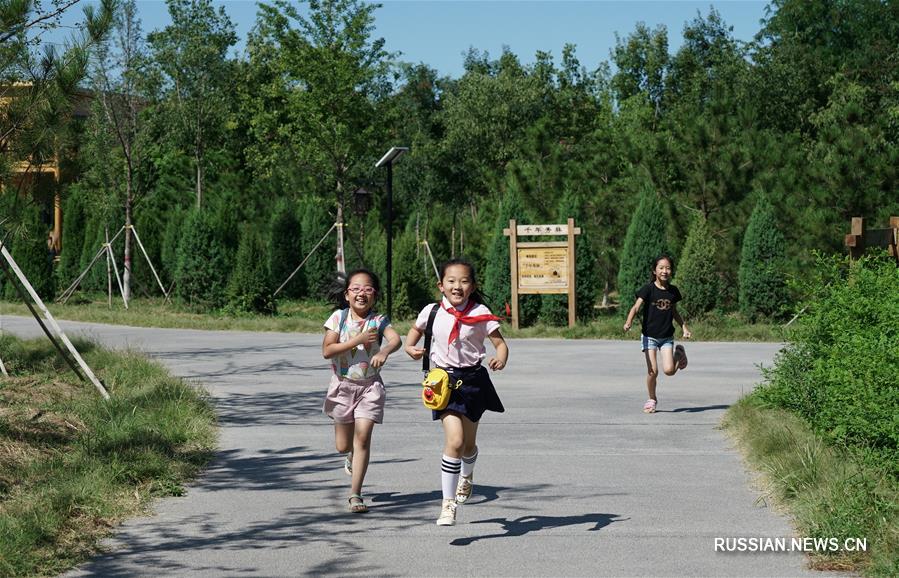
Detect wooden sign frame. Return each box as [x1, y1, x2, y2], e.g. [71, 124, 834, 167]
[503, 218, 581, 329]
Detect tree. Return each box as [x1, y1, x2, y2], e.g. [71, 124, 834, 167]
[85, 0, 151, 301]
[227, 226, 275, 314]
[147, 0, 236, 209]
[1, 0, 114, 247]
[268, 198, 303, 298]
[174, 208, 229, 308]
[738, 196, 789, 321]
[617, 188, 669, 312]
[247, 0, 391, 259]
[676, 215, 720, 318]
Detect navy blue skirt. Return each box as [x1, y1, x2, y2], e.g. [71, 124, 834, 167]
[431, 364, 505, 423]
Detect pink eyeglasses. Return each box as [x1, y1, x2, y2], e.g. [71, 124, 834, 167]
[347, 285, 376, 295]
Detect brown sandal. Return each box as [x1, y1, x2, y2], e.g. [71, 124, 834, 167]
[348, 494, 368, 513]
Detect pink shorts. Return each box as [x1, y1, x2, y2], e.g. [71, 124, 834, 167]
[323, 374, 385, 424]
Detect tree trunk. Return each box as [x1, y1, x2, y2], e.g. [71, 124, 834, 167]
[195, 155, 203, 209]
[123, 177, 133, 302]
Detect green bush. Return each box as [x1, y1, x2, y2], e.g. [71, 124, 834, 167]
[739, 196, 789, 321]
[174, 209, 229, 309]
[755, 256, 899, 479]
[616, 188, 669, 313]
[226, 226, 276, 314]
[268, 199, 303, 298]
[676, 215, 720, 318]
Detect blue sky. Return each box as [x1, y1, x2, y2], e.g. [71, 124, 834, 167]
[54, 0, 770, 78]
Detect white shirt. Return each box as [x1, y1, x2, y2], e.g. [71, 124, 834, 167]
[414, 297, 500, 368]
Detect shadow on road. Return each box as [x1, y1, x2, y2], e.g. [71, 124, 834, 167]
[656, 404, 730, 413]
[450, 512, 623, 546]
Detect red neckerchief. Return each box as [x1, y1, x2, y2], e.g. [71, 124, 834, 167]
[442, 300, 501, 345]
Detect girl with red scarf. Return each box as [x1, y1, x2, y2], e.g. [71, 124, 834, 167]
[404, 258, 509, 526]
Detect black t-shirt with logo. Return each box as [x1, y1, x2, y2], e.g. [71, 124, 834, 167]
[636, 282, 682, 339]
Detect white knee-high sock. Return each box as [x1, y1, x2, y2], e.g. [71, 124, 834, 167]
[461, 447, 478, 478]
[441, 455, 461, 499]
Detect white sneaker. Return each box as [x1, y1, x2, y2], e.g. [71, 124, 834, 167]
[436, 498, 457, 526]
[455, 474, 473, 504]
[344, 452, 353, 475]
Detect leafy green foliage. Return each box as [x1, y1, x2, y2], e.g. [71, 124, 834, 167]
[676, 215, 720, 318]
[755, 256, 899, 479]
[173, 209, 229, 309]
[226, 226, 275, 314]
[739, 196, 789, 321]
[617, 189, 669, 313]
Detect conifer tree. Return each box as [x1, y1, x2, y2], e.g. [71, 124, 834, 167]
[2, 204, 54, 300]
[300, 197, 336, 300]
[539, 189, 599, 324]
[269, 199, 303, 298]
[617, 188, 669, 312]
[676, 215, 720, 318]
[483, 184, 539, 324]
[174, 209, 229, 309]
[55, 190, 87, 290]
[227, 226, 275, 314]
[738, 195, 788, 321]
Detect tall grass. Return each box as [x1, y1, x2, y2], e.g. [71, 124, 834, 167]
[724, 398, 898, 575]
[0, 335, 216, 577]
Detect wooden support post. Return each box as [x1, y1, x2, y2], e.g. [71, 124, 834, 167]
[846, 217, 865, 259]
[567, 217, 576, 328]
[505, 219, 519, 330]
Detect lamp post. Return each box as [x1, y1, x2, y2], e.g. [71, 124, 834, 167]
[375, 146, 408, 319]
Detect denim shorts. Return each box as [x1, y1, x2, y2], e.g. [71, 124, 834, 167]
[641, 335, 674, 352]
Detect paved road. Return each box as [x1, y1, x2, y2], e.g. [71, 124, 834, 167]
[3, 316, 825, 577]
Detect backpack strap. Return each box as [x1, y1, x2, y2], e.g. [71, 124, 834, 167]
[422, 303, 440, 374]
[338, 307, 349, 335]
[375, 315, 389, 345]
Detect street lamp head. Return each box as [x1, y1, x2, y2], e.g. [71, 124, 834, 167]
[375, 146, 409, 168]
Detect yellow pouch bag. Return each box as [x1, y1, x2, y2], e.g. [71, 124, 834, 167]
[421, 368, 462, 411]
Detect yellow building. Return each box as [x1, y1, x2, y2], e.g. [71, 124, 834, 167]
[1, 83, 92, 256]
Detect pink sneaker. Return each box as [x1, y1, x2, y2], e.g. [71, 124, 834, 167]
[643, 399, 657, 413]
[675, 345, 688, 370]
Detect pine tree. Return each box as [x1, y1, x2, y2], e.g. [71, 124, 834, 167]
[299, 197, 336, 301]
[2, 203, 54, 300]
[482, 184, 539, 323]
[391, 224, 432, 318]
[739, 195, 789, 321]
[227, 226, 275, 314]
[676, 215, 720, 318]
[617, 188, 669, 313]
[174, 209, 229, 309]
[55, 189, 87, 291]
[269, 199, 303, 298]
[539, 190, 599, 325]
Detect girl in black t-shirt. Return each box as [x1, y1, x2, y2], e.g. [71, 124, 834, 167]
[623, 255, 692, 413]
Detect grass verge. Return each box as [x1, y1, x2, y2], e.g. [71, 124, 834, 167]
[1, 297, 787, 341]
[722, 397, 898, 576]
[0, 334, 217, 577]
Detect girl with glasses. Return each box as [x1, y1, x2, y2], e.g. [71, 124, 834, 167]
[322, 268, 401, 513]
